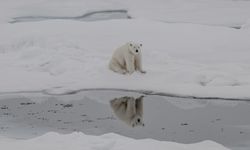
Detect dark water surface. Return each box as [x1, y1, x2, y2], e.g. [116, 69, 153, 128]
[0, 90, 250, 150]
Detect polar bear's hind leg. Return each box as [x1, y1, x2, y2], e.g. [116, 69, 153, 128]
[109, 60, 127, 74]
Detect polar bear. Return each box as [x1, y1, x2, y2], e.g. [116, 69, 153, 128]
[110, 95, 144, 127]
[109, 42, 146, 74]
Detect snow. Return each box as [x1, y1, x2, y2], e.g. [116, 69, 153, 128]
[0, 1, 250, 99]
[0, 132, 229, 150]
[242, 18, 250, 29]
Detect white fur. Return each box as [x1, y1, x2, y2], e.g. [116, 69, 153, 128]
[109, 42, 146, 74]
[110, 96, 144, 127]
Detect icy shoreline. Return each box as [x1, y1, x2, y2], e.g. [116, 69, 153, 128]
[0, 88, 249, 101]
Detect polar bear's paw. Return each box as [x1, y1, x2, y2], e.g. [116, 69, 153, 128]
[140, 70, 146, 74]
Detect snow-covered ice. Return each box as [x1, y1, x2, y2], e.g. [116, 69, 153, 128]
[1, 1, 250, 99]
[0, 0, 250, 99]
[0, 132, 229, 150]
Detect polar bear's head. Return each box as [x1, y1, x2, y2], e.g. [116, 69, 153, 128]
[128, 42, 142, 55]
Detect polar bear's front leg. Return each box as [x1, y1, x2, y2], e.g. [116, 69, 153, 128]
[125, 55, 135, 74]
[135, 54, 146, 74]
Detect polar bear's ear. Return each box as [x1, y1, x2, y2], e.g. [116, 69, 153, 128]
[140, 44, 142, 47]
[129, 43, 133, 47]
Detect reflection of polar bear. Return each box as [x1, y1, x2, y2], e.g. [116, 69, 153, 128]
[110, 95, 144, 127]
[109, 42, 146, 74]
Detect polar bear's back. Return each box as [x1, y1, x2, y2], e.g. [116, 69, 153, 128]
[113, 43, 129, 58]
